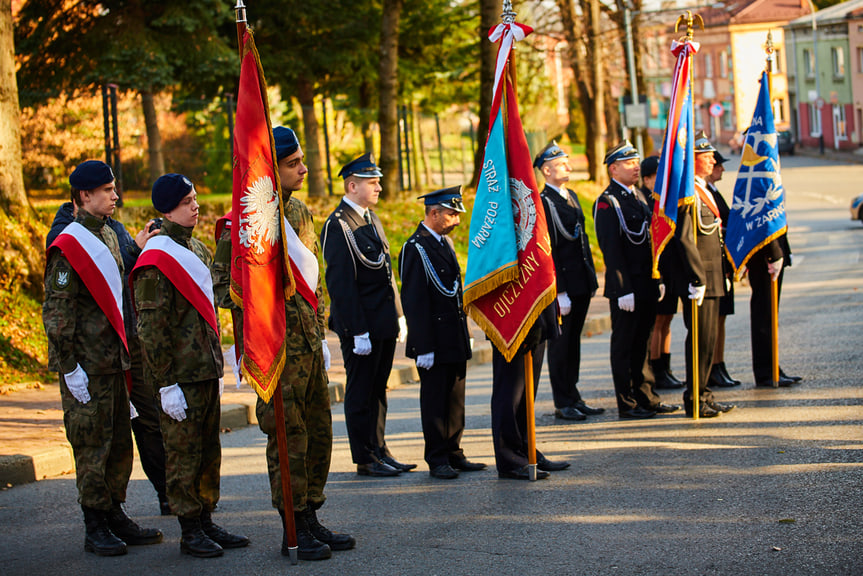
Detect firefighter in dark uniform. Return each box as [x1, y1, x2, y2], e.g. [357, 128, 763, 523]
[672, 132, 737, 417]
[320, 153, 414, 477]
[534, 142, 603, 421]
[594, 141, 679, 419]
[398, 186, 487, 480]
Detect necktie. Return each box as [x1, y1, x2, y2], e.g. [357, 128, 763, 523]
[363, 210, 372, 226]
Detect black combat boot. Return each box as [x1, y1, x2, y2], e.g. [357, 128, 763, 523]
[200, 509, 250, 549]
[178, 515, 224, 558]
[106, 503, 163, 545]
[82, 506, 127, 556]
[305, 508, 356, 551]
[651, 357, 683, 390]
[279, 509, 331, 561]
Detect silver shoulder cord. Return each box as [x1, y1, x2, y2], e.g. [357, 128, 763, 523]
[696, 195, 722, 236]
[414, 242, 459, 298]
[546, 199, 581, 242]
[338, 219, 386, 269]
[604, 192, 648, 245]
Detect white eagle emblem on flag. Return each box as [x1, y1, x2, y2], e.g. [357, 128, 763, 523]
[239, 176, 280, 254]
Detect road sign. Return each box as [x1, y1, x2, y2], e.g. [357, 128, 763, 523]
[624, 103, 647, 128]
[709, 103, 724, 118]
[815, 97, 825, 110]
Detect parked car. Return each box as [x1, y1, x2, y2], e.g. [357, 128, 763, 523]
[851, 192, 863, 223]
[777, 129, 795, 155]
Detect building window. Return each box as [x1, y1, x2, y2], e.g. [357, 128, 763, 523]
[809, 104, 822, 137]
[704, 53, 713, 79]
[804, 48, 814, 78]
[858, 47, 863, 74]
[771, 48, 782, 73]
[773, 98, 786, 124]
[835, 105, 847, 140]
[722, 102, 733, 130]
[719, 52, 728, 78]
[694, 105, 704, 129]
[832, 46, 845, 78]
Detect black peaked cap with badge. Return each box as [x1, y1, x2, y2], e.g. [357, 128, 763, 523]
[604, 140, 640, 165]
[533, 141, 568, 169]
[417, 186, 466, 213]
[338, 152, 383, 179]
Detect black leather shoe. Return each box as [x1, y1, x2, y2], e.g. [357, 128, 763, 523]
[179, 516, 224, 558]
[449, 457, 487, 471]
[498, 466, 550, 480]
[380, 455, 417, 472]
[572, 400, 605, 415]
[82, 506, 127, 556]
[554, 406, 586, 420]
[718, 363, 742, 386]
[619, 407, 656, 419]
[707, 400, 736, 413]
[106, 504, 163, 546]
[284, 511, 331, 561]
[780, 368, 802, 383]
[650, 403, 681, 414]
[684, 404, 721, 418]
[537, 456, 570, 471]
[652, 359, 685, 390]
[709, 364, 738, 388]
[756, 377, 796, 388]
[357, 461, 401, 477]
[201, 510, 249, 549]
[429, 464, 459, 479]
[305, 509, 355, 551]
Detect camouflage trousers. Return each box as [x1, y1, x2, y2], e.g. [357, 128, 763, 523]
[60, 371, 133, 510]
[160, 379, 221, 519]
[256, 350, 332, 513]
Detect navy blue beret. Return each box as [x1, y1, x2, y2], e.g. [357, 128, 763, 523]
[338, 152, 383, 179]
[152, 173, 194, 214]
[273, 126, 299, 160]
[69, 160, 114, 191]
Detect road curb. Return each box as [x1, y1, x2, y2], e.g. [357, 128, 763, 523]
[0, 313, 610, 489]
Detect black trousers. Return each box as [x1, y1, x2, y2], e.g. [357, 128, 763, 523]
[546, 294, 591, 409]
[491, 346, 546, 473]
[609, 297, 660, 412]
[129, 337, 167, 501]
[419, 361, 467, 468]
[682, 297, 718, 405]
[340, 336, 396, 465]
[749, 259, 785, 382]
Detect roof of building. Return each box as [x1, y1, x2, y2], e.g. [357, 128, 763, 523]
[701, 0, 812, 28]
[786, 0, 863, 28]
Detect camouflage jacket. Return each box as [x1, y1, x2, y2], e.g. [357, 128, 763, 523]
[42, 209, 130, 375]
[133, 220, 223, 389]
[284, 197, 325, 355]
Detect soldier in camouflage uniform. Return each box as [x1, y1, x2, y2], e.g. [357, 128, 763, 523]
[43, 160, 162, 556]
[133, 173, 249, 558]
[252, 127, 354, 561]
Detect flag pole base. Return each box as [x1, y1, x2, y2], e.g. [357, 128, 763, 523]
[528, 464, 537, 481]
[286, 546, 298, 565]
[772, 380, 779, 389]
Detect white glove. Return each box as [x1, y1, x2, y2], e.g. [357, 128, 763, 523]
[64, 363, 90, 404]
[557, 292, 572, 316]
[225, 345, 242, 387]
[416, 352, 435, 370]
[218, 378, 224, 398]
[688, 283, 706, 306]
[658, 283, 666, 302]
[725, 277, 732, 292]
[321, 339, 331, 371]
[397, 316, 408, 343]
[160, 384, 188, 422]
[353, 332, 372, 356]
[130, 402, 138, 420]
[617, 293, 635, 312]
[767, 257, 783, 282]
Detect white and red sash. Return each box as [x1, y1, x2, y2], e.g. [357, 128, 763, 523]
[284, 216, 319, 313]
[695, 180, 721, 219]
[49, 222, 128, 352]
[133, 235, 219, 334]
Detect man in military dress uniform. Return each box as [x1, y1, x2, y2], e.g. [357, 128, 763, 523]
[534, 142, 603, 421]
[254, 127, 355, 560]
[321, 153, 414, 477]
[43, 160, 162, 556]
[133, 174, 249, 557]
[671, 133, 736, 417]
[593, 141, 679, 419]
[398, 186, 487, 480]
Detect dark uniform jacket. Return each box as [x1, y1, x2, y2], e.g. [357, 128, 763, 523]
[707, 182, 736, 280]
[43, 209, 130, 375]
[541, 185, 598, 297]
[398, 224, 471, 364]
[133, 220, 223, 389]
[593, 180, 658, 300]
[321, 199, 401, 340]
[672, 178, 727, 297]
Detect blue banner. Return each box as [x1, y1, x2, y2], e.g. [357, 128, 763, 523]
[726, 71, 788, 275]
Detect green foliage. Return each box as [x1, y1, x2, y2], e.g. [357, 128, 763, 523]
[0, 289, 52, 386]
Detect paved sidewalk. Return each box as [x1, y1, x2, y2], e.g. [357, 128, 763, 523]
[0, 297, 611, 488]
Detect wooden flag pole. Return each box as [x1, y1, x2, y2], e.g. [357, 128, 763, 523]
[676, 11, 703, 419]
[235, 0, 298, 563]
[524, 350, 538, 481]
[765, 31, 781, 388]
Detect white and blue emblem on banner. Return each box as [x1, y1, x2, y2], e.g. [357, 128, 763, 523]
[726, 71, 788, 276]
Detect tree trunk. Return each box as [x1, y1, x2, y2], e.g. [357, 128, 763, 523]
[358, 80, 375, 153]
[297, 75, 327, 198]
[140, 90, 164, 183]
[470, 0, 499, 190]
[377, 0, 402, 200]
[589, 0, 607, 186]
[0, 0, 43, 296]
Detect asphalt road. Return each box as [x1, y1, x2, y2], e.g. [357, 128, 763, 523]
[1, 154, 861, 575]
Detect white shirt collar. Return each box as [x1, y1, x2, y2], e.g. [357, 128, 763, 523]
[342, 196, 368, 219]
[421, 222, 443, 243]
[612, 178, 634, 193]
[545, 182, 568, 199]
